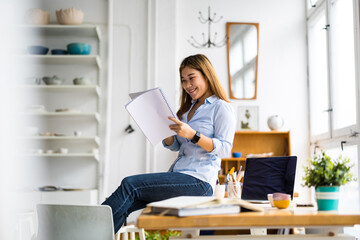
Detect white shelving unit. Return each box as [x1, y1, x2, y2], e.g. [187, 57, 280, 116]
[22, 112, 101, 122]
[18, 55, 102, 68]
[18, 24, 103, 209]
[19, 85, 101, 96]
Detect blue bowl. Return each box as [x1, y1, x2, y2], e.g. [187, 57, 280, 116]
[51, 49, 68, 55]
[27, 45, 49, 55]
[232, 152, 242, 158]
[67, 43, 91, 55]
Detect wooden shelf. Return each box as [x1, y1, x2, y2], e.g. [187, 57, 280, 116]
[220, 131, 291, 184]
[221, 157, 246, 161]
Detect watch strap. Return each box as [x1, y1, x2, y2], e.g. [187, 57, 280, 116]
[191, 131, 201, 144]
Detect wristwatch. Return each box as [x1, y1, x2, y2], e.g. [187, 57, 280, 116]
[191, 131, 201, 144]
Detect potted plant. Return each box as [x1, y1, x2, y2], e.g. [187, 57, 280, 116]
[302, 150, 356, 211]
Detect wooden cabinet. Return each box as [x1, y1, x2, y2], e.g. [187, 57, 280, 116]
[219, 131, 291, 184]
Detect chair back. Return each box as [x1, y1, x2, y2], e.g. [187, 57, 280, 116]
[36, 204, 114, 240]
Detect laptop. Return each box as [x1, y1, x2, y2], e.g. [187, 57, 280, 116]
[36, 204, 114, 240]
[241, 156, 297, 203]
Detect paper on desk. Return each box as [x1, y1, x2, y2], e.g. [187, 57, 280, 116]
[125, 87, 177, 146]
[148, 196, 264, 212]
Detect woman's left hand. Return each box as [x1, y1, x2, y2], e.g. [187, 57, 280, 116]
[168, 117, 196, 139]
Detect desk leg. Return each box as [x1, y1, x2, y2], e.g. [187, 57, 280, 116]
[250, 228, 267, 235]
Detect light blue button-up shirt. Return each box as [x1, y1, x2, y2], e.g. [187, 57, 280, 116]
[163, 95, 236, 191]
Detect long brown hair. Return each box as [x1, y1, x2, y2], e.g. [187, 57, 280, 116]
[177, 54, 229, 119]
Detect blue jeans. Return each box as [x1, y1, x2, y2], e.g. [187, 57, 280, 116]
[102, 172, 213, 233]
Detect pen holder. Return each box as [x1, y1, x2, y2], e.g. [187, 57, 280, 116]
[227, 182, 241, 198]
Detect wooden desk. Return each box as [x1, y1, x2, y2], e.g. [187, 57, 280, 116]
[137, 206, 360, 239]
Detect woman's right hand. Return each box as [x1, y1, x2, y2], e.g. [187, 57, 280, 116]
[163, 135, 175, 146]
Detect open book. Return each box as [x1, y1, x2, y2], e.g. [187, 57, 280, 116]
[125, 87, 178, 146]
[147, 196, 264, 217]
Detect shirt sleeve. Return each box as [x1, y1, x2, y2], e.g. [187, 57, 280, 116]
[210, 102, 236, 158]
[162, 135, 180, 151]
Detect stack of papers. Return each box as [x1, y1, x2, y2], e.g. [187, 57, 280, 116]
[147, 196, 264, 217]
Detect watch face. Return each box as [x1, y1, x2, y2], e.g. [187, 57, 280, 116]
[191, 131, 200, 143]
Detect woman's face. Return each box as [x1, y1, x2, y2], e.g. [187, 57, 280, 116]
[181, 66, 211, 102]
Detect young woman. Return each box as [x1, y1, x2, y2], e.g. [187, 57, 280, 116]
[102, 54, 235, 232]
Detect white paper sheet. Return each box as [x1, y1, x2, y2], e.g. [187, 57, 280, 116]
[125, 87, 177, 146]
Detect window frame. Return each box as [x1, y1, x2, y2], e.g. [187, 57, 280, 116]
[307, 0, 360, 143]
[307, 0, 360, 208]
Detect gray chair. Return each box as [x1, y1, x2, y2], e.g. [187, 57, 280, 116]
[34, 204, 115, 240]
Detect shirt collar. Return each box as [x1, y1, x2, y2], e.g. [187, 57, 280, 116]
[191, 95, 217, 104]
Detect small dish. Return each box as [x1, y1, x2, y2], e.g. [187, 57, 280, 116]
[38, 185, 59, 191]
[55, 108, 70, 112]
[27, 45, 49, 55]
[67, 43, 91, 55]
[42, 76, 64, 85]
[73, 77, 92, 85]
[273, 192, 291, 209]
[57, 148, 69, 154]
[51, 49, 68, 55]
[232, 152, 242, 158]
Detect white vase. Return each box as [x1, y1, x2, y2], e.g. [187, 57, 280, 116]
[267, 115, 284, 131]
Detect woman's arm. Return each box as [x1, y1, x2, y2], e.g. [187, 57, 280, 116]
[168, 117, 214, 152]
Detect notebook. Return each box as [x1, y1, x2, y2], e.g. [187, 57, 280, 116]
[36, 204, 114, 240]
[241, 156, 297, 203]
[148, 196, 263, 217]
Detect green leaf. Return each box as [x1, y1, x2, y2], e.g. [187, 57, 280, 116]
[302, 149, 356, 188]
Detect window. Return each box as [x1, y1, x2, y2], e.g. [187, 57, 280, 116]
[307, 0, 360, 211]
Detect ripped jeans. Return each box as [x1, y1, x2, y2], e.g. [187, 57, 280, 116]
[102, 172, 213, 233]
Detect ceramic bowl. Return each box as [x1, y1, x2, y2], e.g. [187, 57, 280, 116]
[67, 43, 91, 55]
[73, 77, 92, 85]
[267, 194, 275, 207]
[27, 45, 49, 55]
[42, 76, 64, 85]
[267, 115, 284, 131]
[273, 192, 291, 209]
[51, 49, 68, 55]
[56, 7, 84, 25]
[23, 8, 50, 25]
[232, 152, 242, 158]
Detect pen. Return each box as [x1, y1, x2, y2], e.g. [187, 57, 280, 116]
[236, 166, 243, 182]
[237, 165, 242, 175]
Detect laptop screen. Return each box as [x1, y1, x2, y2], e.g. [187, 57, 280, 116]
[241, 156, 297, 201]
